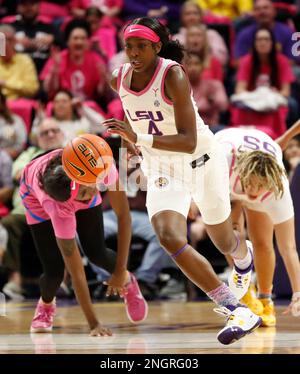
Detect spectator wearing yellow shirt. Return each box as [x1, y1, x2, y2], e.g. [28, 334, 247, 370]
[0, 24, 39, 99]
[194, 0, 253, 19]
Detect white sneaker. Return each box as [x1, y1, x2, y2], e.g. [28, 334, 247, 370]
[2, 281, 24, 301]
[215, 305, 262, 345]
[228, 240, 253, 300]
[218, 266, 232, 283]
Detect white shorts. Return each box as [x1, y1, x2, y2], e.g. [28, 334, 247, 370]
[145, 137, 231, 225]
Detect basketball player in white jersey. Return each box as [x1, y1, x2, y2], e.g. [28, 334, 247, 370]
[103, 17, 262, 345]
[215, 125, 300, 326]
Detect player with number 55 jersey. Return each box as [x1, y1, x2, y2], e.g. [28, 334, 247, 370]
[215, 126, 300, 326]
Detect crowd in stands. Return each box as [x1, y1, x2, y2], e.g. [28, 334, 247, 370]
[0, 0, 300, 301]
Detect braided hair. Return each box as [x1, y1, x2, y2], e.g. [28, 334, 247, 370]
[235, 150, 286, 199]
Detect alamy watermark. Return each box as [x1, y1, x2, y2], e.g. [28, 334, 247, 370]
[94, 147, 209, 200]
[0, 32, 5, 56]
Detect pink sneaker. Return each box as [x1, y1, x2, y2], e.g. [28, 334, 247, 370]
[30, 299, 56, 333]
[124, 274, 148, 323]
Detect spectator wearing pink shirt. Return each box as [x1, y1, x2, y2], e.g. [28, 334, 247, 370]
[86, 6, 117, 61]
[40, 19, 107, 101]
[38, 1, 70, 23]
[39, 0, 88, 21]
[234, 27, 295, 136]
[20, 148, 148, 335]
[86, 0, 123, 28]
[236, 28, 294, 95]
[184, 51, 228, 132]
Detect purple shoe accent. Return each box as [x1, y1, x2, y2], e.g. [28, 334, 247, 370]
[224, 304, 239, 312]
[217, 317, 262, 345]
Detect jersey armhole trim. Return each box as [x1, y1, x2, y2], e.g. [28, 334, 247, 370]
[160, 62, 179, 105]
[117, 66, 123, 93]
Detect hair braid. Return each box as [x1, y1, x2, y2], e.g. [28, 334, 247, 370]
[235, 151, 286, 198]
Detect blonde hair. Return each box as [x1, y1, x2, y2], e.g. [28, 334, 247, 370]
[235, 150, 286, 198]
[181, 1, 203, 19]
[186, 24, 210, 68]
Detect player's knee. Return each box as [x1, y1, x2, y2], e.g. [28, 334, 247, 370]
[215, 236, 236, 255]
[253, 242, 273, 254]
[157, 229, 185, 253]
[278, 242, 296, 258]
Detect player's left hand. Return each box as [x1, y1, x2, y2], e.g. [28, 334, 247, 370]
[283, 292, 300, 316]
[103, 269, 129, 298]
[103, 118, 137, 144]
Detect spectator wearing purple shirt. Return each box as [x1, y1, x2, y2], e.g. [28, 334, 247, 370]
[234, 0, 298, 62]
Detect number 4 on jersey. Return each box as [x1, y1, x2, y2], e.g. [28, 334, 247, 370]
[148, 120, 163, 136]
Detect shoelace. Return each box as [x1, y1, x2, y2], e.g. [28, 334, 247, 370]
[33, 306, 53, 322]
[213, 306, 236, 325]
[234, 274, 243, 288]
[263, 302, 274, 313]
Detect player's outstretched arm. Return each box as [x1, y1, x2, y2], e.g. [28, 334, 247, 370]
[104, 180, 132, 297]
[276, 119, 300, 151]
[56, 237, 112, 336]
[274, 219, 300, 317]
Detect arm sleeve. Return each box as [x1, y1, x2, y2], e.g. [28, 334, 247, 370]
[279, 55, 295, 85]
[42, 200, 77, 239]
[103, 163, 119, 187]
[236, 55, 251, 82]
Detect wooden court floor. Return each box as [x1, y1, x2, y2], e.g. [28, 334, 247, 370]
[0, 300, 300, 354]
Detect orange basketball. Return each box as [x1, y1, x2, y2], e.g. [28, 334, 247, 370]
[62, 134, 113, 185]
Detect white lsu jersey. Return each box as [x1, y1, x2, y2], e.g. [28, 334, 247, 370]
[215, 128, 294, 224]
[117, 57, 209, 174]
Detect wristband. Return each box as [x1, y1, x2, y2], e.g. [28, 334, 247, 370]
[136, 134, 154, 148]
[292, 292, 300, 300]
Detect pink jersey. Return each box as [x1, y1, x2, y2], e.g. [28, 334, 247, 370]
[215, 128, 293, 224]
[20, 149, 118, 239]
[237, 53, 294, 91]
[40, 50, 105, 100]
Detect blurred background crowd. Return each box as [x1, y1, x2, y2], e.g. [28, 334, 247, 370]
[0, 0, 300, 303]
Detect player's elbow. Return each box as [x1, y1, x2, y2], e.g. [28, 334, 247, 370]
[186, 139, 197, 153]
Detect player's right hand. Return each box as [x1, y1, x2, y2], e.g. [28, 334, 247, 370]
[90, 323, 113, 337]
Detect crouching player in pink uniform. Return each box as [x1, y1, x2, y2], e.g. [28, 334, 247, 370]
[20, 149, 148, 336]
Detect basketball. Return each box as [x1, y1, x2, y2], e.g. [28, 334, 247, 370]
[62, 134, 113, 185]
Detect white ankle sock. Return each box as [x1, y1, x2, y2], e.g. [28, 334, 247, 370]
[233, 248, 252, 270]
